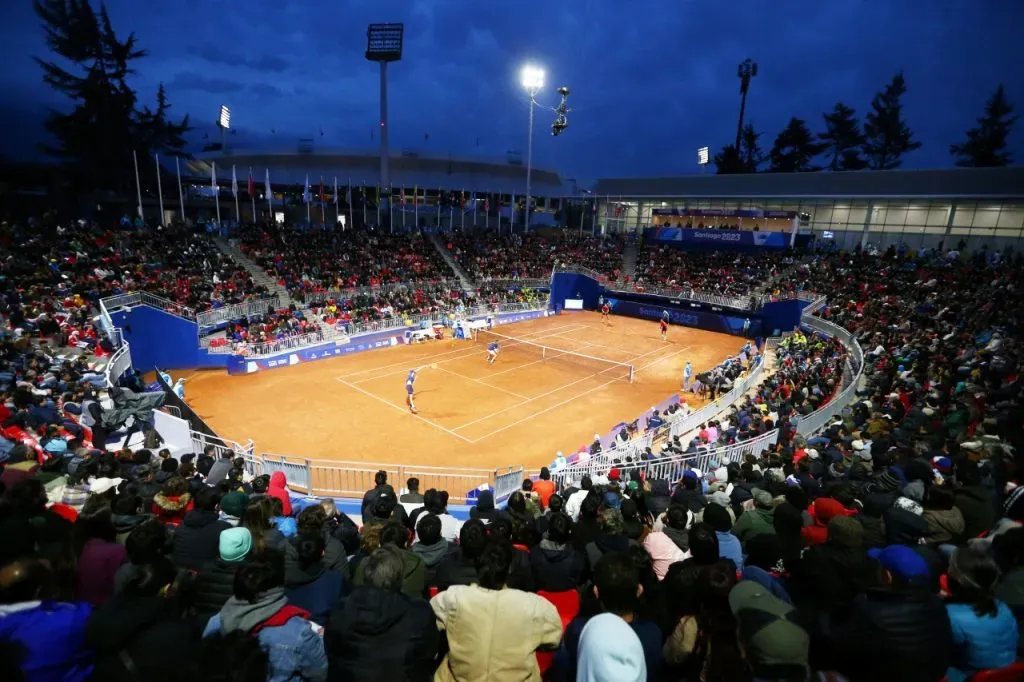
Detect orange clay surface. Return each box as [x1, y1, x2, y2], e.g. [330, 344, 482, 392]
[179, 312, 740, 470]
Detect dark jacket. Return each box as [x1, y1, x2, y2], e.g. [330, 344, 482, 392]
[324, 586, 438, 682]
[530, 540, 586, 592]
[191, 559, 245, 617]
[410, 540, 452, 588]
[353, 549, 426, 599]
[284, 533, 349, 585]
[840, 586, 953, 682]
[662, 526, 689, 553]
[794, 543, 876, 619]
[286, 561, 347, 626]
[584, 534, 636, 575]
[85, 594, 201, 682]
[856, 515, 887, 549]
[432, 547, 477, 590]
[643, 480, 672, 519]
[171, 509, 232, 572]
[670, 486, 707, 514]
[954, 485, 998, 540]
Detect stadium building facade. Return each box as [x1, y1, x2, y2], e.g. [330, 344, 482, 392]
[594, 167, 1024, 252]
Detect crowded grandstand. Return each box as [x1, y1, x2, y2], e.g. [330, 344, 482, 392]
[2, 198, 1023, 682]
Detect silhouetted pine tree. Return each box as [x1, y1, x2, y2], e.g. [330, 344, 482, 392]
[767, 117, 825, 172]
[819, 102, 867, 171]
[862, 72, 921, 170]
[950, 84, 1018, 167]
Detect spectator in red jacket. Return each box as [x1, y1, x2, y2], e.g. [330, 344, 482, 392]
[268, 471, 293, 518]
[801, 497, 857, 547]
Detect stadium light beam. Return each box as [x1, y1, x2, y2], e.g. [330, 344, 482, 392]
[520, 64, 545, 233]
[217, 105, 231, 155]
[366, 23, 404, 193]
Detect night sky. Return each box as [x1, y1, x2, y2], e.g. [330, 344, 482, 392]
[1, 0, 1022, 184]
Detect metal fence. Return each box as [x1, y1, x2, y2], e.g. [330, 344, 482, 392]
[245, 455, 524, 505]
[608, 281, 755, 311]
[302, 279, 463, 307]
[191, 430, 256, 461]
[104, 340, 133, 386]
[100, 291, 197, 321]
[793, 315, 865, 436]
[476, 278, 551, 290]
[196, 296, 281, 330]
[668, 354, 767, 440]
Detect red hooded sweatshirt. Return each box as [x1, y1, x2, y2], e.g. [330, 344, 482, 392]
[801, 497, 858, 547]
[268, 471, 293, 517]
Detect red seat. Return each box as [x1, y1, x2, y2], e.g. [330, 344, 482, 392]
[970, 661, 1024, 681]
[535, 590, 581, 676]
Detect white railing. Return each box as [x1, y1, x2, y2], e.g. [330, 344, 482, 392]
[609, 281, 755, 311]
[668, 354, 766, 440]
[196, 296, 281, 330]
[100, 291, 197, 321]
[237, 330, 328, 358]
[244, 455, 524, 505]
[793, 315, 865, 436]
[301, 279, 463, 306]
[553, 263, 613, 284]
[104, 340, 133, 386]
[476, 278, 551, 290]
[191, 430, 256, 460]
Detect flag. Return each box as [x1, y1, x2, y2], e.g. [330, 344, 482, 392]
[303, 174, 310, 204]
[231, 165, 238, 198]
[615, 204, 624, 218]
[248, 168, 255, 197]
[264, 169, 272, 199]
[460, 190, 466, 208]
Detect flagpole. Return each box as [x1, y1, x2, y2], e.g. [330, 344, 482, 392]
[250, 168, 256, 224]
[473, 192, 478, 229]
[232, 165, 240, 226]
[333, 176, 339, 229]
[414, 186, 419, 228]
[154, 153, 165, 225]
[578, 196, 585, 235]
[265, 169, 272, 224]
[362, 185, 367, 226]
[376, 185, 381, 227]
[212, 161, 221, 226]
[401, 188, 407, 231]
[485, 194, 490, 231]
[132, 150, 144, 224]
[305, 174, 311, 226]
[460, 190, 465, 231]
[347, 180, 354, 231]
[436, 187, 441, 230]
[389, 187, 394, 234]
[175, 156, 185, 224]
[449, 191, 454, 232]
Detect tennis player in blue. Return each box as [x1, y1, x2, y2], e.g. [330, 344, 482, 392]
[405, 369, 418, 414]
[486, 340, 500, 365]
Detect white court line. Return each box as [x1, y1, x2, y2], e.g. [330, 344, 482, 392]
[472, 375, 624, 443]
[334, 377, 474, 443]
[634, 346, 691, 373]
[434, 366, 530, 399]
[348, 324, 589, 384]
[336, 321, 584, 379]
[545, 331, 647, 356]
[452, 345, 669, 432]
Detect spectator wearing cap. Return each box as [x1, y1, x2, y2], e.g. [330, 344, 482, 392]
[733, 489, 776, 548]
[192, 527, 254, 618]
[703, 501, 743, 572]
[729, 580, 810, 681]
[793, 516, 874, 622]
[839, 545, 953, 682]
[945, 546, 1020, 681]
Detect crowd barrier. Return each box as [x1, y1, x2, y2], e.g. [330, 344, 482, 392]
[196, 296, 281, 331]
[609, 281, 755, 311]
[101, 291, 196, 321]
[244, 455, 524, 505]
[301, 279, 463, 307]
[793, 315, 865, 436]
[476, 278, 551, 290]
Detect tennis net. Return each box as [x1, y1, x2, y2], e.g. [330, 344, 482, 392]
[476, 329, 635, 383]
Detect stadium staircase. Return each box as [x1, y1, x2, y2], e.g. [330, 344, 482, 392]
[620, 242, 638, 283]
[427, 232, 476, 291]
[212, 237, 295, 308]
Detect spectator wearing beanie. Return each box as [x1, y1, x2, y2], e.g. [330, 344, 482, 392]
[733, 489, 776, 548]
[219, 490, 249, 526]
[172, 486, 232, 571]
[729, 580, 810, 682]
[840, 545, 953, 682]
[192, 527, 254, 618]
[703, 502, 743, 572]
[794, 516, 874, 621]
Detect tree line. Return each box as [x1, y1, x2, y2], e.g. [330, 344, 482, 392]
[715, 73, 1018, 174]
[33, 0, 190, 193]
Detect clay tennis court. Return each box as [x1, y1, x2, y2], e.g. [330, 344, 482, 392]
[180, 312, 740, 470]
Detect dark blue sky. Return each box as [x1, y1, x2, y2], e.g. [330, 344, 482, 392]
[1, 0, 1022, 184]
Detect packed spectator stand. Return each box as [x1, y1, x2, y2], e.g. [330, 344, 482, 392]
[633, 247, 798, 301]
[3, 216, 1024, 682]
[446, 230, 626, 282]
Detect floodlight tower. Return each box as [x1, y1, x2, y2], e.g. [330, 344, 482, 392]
[520, 64, 544, 232]
[217, 105, 231, 154]
[735, 58, 757, 150]
[366, 23, 404, 190]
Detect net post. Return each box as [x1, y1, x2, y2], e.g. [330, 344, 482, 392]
[629, 365, 635, 383]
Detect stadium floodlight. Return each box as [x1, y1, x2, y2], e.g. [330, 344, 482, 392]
[218, 105, 231, 130]
[697, 146, 710, 166]
[735, 58, 758, 149]
[366, 23, 404, 192]
[520, 64, 546, 234]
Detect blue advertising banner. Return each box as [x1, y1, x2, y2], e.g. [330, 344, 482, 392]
[603, 297, 762, 338]
[645, 227, 790, 248]
[226, 309, 552, 375]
